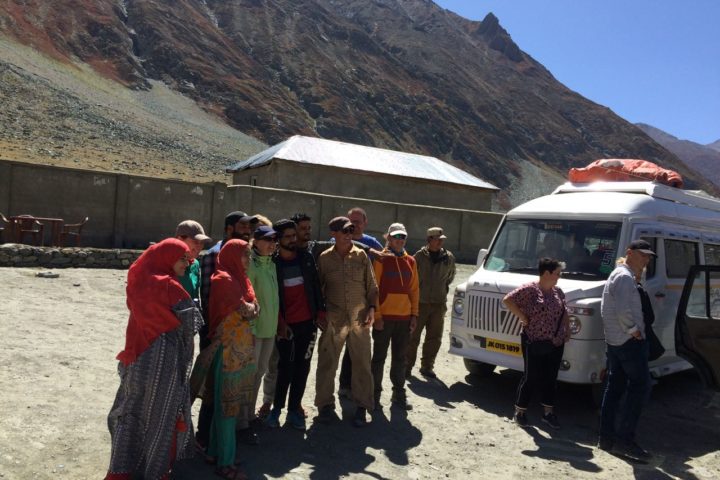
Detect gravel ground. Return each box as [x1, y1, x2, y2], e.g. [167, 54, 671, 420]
[1, 264, 719, 480]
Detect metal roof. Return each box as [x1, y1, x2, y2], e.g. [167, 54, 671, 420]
[226, 135, 498, 190]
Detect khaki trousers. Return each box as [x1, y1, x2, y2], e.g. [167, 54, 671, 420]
[407, 302, 447, 371]
[315, 318, 374, 411]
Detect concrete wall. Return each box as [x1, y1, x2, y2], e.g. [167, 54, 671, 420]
[1, 160, 503, 261]
[232, 160, 494, 211]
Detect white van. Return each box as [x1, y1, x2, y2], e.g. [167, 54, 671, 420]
[449, 181, 720, 390]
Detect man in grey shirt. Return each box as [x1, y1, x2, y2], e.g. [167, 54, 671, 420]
[598, 239, 656, 461]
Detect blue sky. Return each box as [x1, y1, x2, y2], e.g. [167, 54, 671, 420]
[434, 0, 720, 145]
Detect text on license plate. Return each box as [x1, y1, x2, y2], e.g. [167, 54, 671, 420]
[484, 337, 522, 356]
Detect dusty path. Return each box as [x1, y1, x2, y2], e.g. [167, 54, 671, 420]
[1, 265, 719, 479]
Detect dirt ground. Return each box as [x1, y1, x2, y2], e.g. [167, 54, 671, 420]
[1, 264, 719, 480]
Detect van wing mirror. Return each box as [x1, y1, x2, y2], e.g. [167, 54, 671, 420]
[477, 248, 488, 268]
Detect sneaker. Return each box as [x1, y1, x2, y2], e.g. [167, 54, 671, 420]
[612, 440, 653, 461]
[316, 405, 337, 424]
[338, 386, 351, 399]
[541, 412, 560, 430]
[391, 395, 413, 411]
[353, 407, 368, 427]
[419, 368, 437, 379]
[597, 437, 614, 452]
[264, 408, 281, 428]
[286, 410, 307, 431]
[256, 402, 272, 420]
[513, 411, 528, 427]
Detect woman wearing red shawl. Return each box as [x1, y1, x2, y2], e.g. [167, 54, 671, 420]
[106, 238, 203, 480]
[190, 239, 258, 480]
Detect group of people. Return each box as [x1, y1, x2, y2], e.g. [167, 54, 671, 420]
[104, 207, 456, 480]
[503, 239, 657, 462]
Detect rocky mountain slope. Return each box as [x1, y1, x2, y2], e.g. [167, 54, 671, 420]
[636, 123, 720, 189]
[1, 0, 715, 206]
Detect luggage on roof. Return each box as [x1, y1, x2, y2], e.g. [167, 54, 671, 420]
[568, 159, 683, 188]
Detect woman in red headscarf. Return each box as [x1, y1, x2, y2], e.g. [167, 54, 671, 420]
[106, 238, 203, 480]
[190, 239, 259, 480]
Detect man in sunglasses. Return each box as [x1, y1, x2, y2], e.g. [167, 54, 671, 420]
[406, 227, 456, 381]
[315, 216, 378, 427]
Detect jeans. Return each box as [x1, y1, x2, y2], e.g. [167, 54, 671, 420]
[600, 338, 651, 442]
[515, 334, 564, 409]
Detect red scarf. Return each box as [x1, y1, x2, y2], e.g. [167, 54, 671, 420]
[209, 239, 256, 338]
[117, 238, 190, 366]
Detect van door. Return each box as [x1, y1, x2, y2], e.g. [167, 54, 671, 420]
[675, 265, 720, 391]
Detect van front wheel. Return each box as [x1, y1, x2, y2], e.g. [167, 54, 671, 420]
[464, 358, 496, 377]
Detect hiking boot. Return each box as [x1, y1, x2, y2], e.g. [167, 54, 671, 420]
[286, 409, 307, 431]
[613, 440, 653, 461]
[316, 405, 337, 424]
[353, 407, 368, 427]
[264, 408, 281, 429]
[391, 395, 413, 411]
[513, 411, 529, 427]
[419, 368, 437, 379]
[541, 412, 560, 430]
[256, 402, 272, 420]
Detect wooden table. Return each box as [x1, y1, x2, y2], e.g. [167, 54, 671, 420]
[10, 216, 65, 246]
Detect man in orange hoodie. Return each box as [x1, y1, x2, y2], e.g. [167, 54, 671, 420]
[371, 222, 419, 411]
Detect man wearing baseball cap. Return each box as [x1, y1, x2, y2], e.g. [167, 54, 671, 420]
[406, 226, 455, 380]
[315, 216, 378, 427]
[598, 239, 657, 460]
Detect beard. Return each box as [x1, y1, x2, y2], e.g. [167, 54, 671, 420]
[281, 242, 297, 252]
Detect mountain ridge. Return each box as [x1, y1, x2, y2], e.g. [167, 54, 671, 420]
[1, 0, 716, 206]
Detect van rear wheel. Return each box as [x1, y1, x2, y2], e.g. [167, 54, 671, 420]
[464, 358, 496, 376]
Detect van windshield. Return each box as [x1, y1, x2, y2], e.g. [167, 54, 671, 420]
[484, 219, 622, 280]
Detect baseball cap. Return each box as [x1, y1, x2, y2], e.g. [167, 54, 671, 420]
[387, 222, 407, 237]
[628, 239, 657, 257]
[225, 211, 258, 227]
[175, 220, 211, 242]
[426, 227, 447, 239]
[253, 225, 277, 240]
[328, 216, 353, 232]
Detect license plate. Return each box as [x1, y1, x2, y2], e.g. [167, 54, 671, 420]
[485, 337, 522, 356]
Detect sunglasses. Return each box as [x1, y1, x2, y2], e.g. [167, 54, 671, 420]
[341, 226, 355, 234]
[391, 234, 407, 240]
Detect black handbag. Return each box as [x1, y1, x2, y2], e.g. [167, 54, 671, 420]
[524, 305, 564, 356]
[637, 283, 665, 361]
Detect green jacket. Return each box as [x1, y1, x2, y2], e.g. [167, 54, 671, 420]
[413, 246, 456, 304]
[178, 259, 200, 301]
[248, 251, 280, 338]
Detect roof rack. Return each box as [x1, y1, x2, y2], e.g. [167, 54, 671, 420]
[552, 181, 720, 214]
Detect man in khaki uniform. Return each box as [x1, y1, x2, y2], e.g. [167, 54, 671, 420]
[315, 216, 378, 427]
[407, 227, 456, 380]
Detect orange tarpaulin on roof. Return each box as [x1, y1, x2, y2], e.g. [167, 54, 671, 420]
[568, 159, 684, 188]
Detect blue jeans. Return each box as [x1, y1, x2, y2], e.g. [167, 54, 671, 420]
[600, 338, 651, 442]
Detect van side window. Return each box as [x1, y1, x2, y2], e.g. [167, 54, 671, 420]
[665, 239, 699, 279]
[704, 244, 720, 265]
[640, 237, 657, 279]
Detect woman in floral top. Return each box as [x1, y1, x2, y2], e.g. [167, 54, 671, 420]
[503, 257, 569, 429]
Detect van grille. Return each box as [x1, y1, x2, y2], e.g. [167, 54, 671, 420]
[467, 294, 522, 336]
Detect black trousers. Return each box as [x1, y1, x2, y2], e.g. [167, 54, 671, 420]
[515, 334, 564, 409]
[371, 320, 411, 400]
[273, 320, 318, 412]
[195, 323, 213, 447]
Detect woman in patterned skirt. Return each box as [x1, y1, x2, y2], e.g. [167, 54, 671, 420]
[191, 239, 259, 480]
[105, 238, 203, 480]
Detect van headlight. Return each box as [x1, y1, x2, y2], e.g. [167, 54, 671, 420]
[568, 315, 581, 335]
[453, 297, 464, 316]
